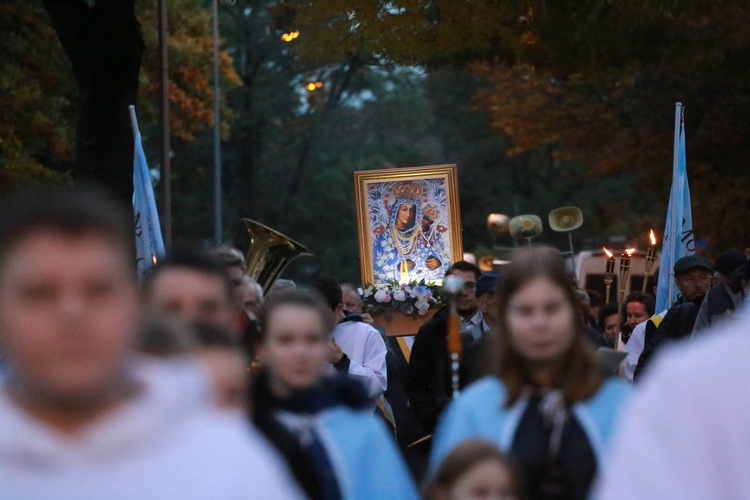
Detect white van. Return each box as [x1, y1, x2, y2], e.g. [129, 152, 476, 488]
[574, 249, 661, 303]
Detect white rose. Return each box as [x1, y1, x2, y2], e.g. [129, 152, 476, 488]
[374, 289, 389, 303]
[393, 290, 406, 302]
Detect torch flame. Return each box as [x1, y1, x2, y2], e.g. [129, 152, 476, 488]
[649, 229, 656, 246]
[625, 248, 636, 256]
[602, 247, 613, 258]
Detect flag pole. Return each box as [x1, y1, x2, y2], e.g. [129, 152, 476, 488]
[667, 102, 682, 306]
[128, 105, 139, 138]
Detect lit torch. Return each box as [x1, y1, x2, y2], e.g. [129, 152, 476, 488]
[603, 247, 615, 303]
[616, 248, 636, 350]
[642, 230, 657, 293]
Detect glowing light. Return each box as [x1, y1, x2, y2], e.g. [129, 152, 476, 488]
[306, 81, 323, 91]
[603, 247, 614, 259]
[281, 31, 299, 42]
[649, 229, 657, 246]
[152, 255, 158, 264]
[625, 248, 636, 256]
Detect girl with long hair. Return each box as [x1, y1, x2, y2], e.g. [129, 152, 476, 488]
[251, 290, 417, 499]
[430, 247, 631, 498]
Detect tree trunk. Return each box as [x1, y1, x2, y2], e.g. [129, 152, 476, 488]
[43, 0, 144, 205]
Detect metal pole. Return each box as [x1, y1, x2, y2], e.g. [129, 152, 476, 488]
[667, 103, 682, 306]
[212, 0, 222, 245]
[158, 0, 172, 250]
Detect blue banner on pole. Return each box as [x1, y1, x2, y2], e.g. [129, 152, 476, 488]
[130, 106, 165, 281]
[655, 112, 694, 313]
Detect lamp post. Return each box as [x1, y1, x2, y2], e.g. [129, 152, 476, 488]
[212, 0, 222, 245]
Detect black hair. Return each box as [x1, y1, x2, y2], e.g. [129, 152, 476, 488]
[0, 183, 134, 272]
[309, 276, 342, 312]
[624, 291, 656, 317]
[598, 302, 620, 330]
[446, 260, 482, 280]
[586, 289, 603, 308]
[144, 247, 233, 300]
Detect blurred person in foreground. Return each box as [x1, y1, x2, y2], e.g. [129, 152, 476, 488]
[251, 290, 418, 499]
[430, 247, 631, 499]
[596, 307, 750, 498]
[268, 278, 296, 298]
[0, 185, 301, 498]
[425, 439, 522, 500]
[142, 249, 249, 410]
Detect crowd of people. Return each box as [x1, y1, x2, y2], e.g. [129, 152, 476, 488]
[0, 184, 748, 499]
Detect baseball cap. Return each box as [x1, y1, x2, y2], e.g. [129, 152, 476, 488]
[673, 255, 713, 276]
[476, 271, 501, 298]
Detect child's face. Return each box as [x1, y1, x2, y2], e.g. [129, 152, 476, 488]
[259, 304, 329, 395]
[448, 459, 518, 500]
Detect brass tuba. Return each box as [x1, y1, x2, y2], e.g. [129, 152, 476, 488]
[242, 218, 311, 294]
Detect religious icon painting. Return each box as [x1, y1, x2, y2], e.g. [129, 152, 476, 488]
[354, 164, 463, 286]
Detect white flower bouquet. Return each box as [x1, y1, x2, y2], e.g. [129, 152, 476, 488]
[360, 280, 444, 318]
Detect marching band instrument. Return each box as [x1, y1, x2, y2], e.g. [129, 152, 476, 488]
[242, 218, 311, 294]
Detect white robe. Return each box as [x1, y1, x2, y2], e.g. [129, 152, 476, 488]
[329, 320, 388, 406]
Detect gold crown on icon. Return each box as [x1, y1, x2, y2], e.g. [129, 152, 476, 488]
[392, 182, 423, 201]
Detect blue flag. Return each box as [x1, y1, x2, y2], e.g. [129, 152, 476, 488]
[130, 106, 165, 281]
[655, 111, 694, 313]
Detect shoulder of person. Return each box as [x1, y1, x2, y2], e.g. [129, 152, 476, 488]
[451, 376, 506, 409]
[322, 375, 372, 410]
[416, 306, 450, 334]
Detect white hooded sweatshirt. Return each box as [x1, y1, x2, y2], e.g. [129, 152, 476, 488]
[0, 356, 303, 499]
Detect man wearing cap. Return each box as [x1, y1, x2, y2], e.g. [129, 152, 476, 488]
[635, 255, 713, 379]
[692, 252, 749, 336]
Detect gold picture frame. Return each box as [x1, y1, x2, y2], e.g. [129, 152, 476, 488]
[354, 164, 463, 286]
